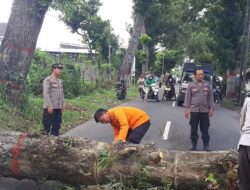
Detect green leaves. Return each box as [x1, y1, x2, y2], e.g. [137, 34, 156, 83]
[206, 173, 218, 185]
[140, 34, 152, 46]
[202, 0, 245, 73]
[97, 147, 115, 170]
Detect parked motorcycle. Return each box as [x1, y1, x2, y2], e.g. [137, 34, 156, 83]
[162, 84, 176, 101]
[116, 81, 126, 100]
[213, 85, 221, 104]
[141, 83, 159, 102]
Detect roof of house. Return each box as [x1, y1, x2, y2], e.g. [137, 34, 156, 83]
[0, 23, 7, 37]
[46, 48, 92, 54]
[60, 42, 88, 49]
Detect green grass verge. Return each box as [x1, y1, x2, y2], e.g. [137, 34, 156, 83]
[220, 97, 237, 111]
[0, 86, 138, 134]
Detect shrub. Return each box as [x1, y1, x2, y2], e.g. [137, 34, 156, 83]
[61, 64, 82, 98]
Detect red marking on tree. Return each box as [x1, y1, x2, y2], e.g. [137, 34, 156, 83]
[11, 133, 27, 176]
[4, 42, 35, 54]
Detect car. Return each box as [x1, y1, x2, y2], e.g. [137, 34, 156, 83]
[177, 72, 194, 106]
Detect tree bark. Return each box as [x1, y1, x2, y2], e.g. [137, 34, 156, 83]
[0, 130, 238, 189]
[0, 0, 51, 106]
[121, 15, 144, 81]
[141, 22, 149, 73]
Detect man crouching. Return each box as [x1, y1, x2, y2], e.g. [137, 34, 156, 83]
[94, 107, 150, 144]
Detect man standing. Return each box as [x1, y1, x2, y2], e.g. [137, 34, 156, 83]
[42, 63, 64, 136]
[94, 107, 150, 144]
[238, 93, 250, 190]
[137, 74, 145, 97]
[184, 69, 214, 151]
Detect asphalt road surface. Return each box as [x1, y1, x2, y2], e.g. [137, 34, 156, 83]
[65, 88, 240, 151]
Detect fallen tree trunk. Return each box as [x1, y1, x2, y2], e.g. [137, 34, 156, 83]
[0, 130, 238, 189]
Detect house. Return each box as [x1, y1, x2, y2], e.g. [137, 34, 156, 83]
[40, 41, 92, 61]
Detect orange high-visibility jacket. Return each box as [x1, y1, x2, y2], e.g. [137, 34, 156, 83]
[108, 107, 150, 141]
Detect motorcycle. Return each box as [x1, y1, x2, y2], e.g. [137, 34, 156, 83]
[162, 84, 176, 101]
[213, 85, 221, 104]
[141, 83, 159, 102]
[116, 81, 126, 100]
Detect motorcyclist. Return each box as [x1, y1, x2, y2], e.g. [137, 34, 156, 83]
[165, 74, 176, 97]
[213, 76, 221, 88]
[213, 76, 222, 101]
[116, 80, 126, 100]
[144, 75, 157, 101]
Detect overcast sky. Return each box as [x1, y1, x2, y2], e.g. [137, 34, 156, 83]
[0, 0, 133, 49]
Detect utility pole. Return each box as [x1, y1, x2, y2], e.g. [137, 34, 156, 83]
[238, 0, 250, 104]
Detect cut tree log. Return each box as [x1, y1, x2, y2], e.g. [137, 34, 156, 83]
[0, 130, 238, 189]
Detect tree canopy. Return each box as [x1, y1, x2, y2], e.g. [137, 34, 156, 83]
[55, 0, 119, 65]
[132, 0, 245, 75]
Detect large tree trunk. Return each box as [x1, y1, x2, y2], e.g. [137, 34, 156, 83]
[0, 0, 51, 106]
[0, 130, 238, 189]
[141, 22, 149, 73]
[121, 15, 144, 81]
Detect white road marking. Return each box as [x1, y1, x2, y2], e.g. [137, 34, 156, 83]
[163, 121, 171, 140]
[172, 101, 176, 107]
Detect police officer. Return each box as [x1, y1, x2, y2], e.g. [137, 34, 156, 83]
[184, 69, 214, 151]
[238, 92, 250, 190]
[42, 63, 64, 136]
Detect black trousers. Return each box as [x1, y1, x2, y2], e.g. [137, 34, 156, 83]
[42, 109, 62, 136]
[189, 112, 210, 146]
[239, 145, 250, 190]
[126, 120, 150, 144]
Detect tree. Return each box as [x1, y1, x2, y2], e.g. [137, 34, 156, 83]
[155, 49, 183, 75]
[0, 0, 120, 107]
[120, 14, 145, 81]
[139, 33, 152, 73]
[56, 0, 119, 65]
[186, 31, 215, 64]
[0, 0, 52, 106]
[135, 50, 147, 75]
[138, 0, 188, 72]
[0, 130, 238, 189]
[121, 0, 163, 80]
[204, 0, 245, 73]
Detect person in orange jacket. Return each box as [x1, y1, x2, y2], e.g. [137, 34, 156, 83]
[94, 107, 150, 144]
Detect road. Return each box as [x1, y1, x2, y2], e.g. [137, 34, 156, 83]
[0, 87, 241, 189]
[64, 88, 241, 151]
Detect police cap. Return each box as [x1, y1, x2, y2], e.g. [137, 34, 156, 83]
[52, 63, 63, 70]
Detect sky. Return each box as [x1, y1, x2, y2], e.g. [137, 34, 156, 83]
[0, 0, 133, 49]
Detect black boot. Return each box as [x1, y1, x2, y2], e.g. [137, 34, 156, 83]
[204, 144, 211, 151]
[190, 143, 197, 151]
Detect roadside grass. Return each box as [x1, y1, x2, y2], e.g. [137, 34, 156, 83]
[0, 86, 138, 134]
[220, 97, 238, 111]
